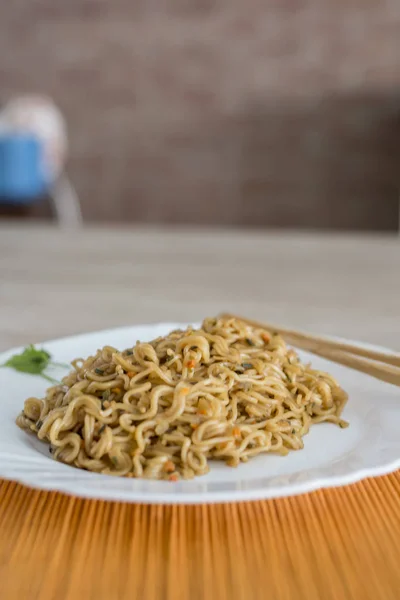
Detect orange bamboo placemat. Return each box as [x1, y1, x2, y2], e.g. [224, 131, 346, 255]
[1, 475, 399, 600]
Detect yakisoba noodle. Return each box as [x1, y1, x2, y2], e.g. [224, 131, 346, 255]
[17, 317, 348, 481]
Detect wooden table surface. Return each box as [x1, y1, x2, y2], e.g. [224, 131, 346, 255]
[1, 223, 400, 599]
[1, 223, 400, 352]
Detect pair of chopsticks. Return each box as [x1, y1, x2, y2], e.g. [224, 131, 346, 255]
[221, 313, 400, 387]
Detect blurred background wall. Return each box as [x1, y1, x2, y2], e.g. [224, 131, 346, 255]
[0, 0, 399, 230]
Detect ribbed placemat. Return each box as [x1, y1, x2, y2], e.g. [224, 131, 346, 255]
[1, 475, 399, 600]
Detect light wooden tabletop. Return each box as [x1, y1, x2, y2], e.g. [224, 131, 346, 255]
[1, 223, 399, 352]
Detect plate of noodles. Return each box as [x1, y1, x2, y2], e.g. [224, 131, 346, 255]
[1, 316, 400, 504]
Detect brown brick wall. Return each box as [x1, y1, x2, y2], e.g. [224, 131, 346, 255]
[0, 1, 399, 229]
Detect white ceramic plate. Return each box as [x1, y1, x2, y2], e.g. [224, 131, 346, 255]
[1, 323, 399, 504]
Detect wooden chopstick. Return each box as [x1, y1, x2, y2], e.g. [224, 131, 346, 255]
[220, 313, 400, 387]
[305, 346, 400, 387]
[220, 313, 400, 367]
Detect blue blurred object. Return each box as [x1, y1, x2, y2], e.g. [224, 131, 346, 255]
[0, 133, 47, 204]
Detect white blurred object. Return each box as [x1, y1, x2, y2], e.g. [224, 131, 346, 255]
[0, 95, 82, 227]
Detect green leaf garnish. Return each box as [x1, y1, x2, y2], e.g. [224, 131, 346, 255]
[0, 345, 70, 383]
